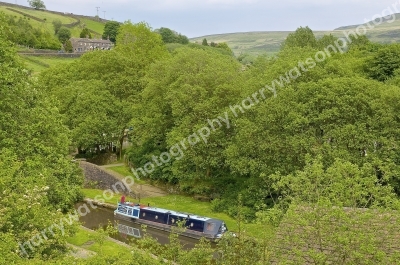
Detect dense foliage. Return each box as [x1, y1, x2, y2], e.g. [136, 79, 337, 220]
[3, 13, 60, 49]
[40, 21, 400, 219]
[27, 0, 46, 10]
[0, 13, 82, 264]
[157, 27, 189, 44]
[79, 27, 92, 39]
[3, 11, 400, 262]
[102, 21, 120, 43]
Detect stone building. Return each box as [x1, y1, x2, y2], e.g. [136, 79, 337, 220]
[70, 38, 114, 53]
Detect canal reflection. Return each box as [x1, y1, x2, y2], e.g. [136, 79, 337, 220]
[75, 202, 199, 249]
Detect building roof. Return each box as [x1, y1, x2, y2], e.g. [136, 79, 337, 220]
[70, 38, 113, 44]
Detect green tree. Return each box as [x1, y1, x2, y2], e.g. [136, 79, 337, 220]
[177, 33, 189, 44]
[216, 42, 233, 54]
[158, 27, 177, 43]
[227, 75, 399, 177]
[39, 22, 168, 159]
[0, 18, 82, 262]
[316, 33, 338, 49]
[367, 43, 400, 82]
[157, 27, 189, 44]
[52, 19, 62, 35]
[27, 0, 46, 9]
[53, 80, 122, 152]
[281, 26, 317, 49]
[266, 157, 400, 264]
[57, 27, 71, 44]
[80, 27, 92, 39]
[102, 21, 120, 43]
[64, 39, 73, 52]
[202, 38, 208, 46]
[129, 47, 241, 189]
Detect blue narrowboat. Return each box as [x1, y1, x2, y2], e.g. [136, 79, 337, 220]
[114, 202, 228, 240]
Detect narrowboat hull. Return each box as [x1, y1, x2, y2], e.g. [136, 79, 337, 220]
[114, 213, 220, 240]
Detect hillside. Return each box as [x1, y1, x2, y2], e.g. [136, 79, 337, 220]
[190, 30, 338, 56]
[0, 1, 109, 74]
[0, 1, 106, 38]
[20, 55, 76, 76]
[335, 13, 400, 42]
[191, 13, 400, 56]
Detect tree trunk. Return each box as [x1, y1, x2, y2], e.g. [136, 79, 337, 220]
[119, 130, 125, 160]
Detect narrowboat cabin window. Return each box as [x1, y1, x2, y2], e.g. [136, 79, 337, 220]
[206, 223, 215, 231]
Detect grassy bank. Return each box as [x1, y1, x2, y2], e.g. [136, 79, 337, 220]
[82, 188, 270, 238]
[20, 55, 77, 75]
[67, 227, 125, 254]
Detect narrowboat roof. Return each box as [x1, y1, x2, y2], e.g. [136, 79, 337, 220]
[142, 206, 213, 221]
[120, 203, 223, 222]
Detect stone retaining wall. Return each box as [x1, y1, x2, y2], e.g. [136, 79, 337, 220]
[79, 161, 134, 196]
[6, 7, 44, 22]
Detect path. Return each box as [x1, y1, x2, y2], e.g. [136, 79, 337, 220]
[67, 243, 96, 259]
[99, 164, 168, 198]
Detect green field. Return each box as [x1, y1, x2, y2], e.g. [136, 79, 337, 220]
[0, 5, 44, 28]
[81, 18, 106, 38]
[9, 6, 76, 24]
[20, 55, 77, 75]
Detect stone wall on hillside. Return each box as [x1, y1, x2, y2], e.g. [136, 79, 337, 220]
[79, 161, 134, 197]
[19, 53, 82, 58]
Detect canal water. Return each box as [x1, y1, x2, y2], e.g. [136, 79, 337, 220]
[75, 202, 199, 249]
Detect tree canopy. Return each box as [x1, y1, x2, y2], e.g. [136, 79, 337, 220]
[2, 21, 400, 263]
[157, 27, 189, 44]
[27, 0, 46, 9]
[0, 14, 82, 263]
[3, 14, 60, 49]
[40, 21, 168, 159]
[102, 21, 120, 43]
[57, 27, 71, 44]
[281, 26, 318, 49]
[79, 27, 92, 39]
